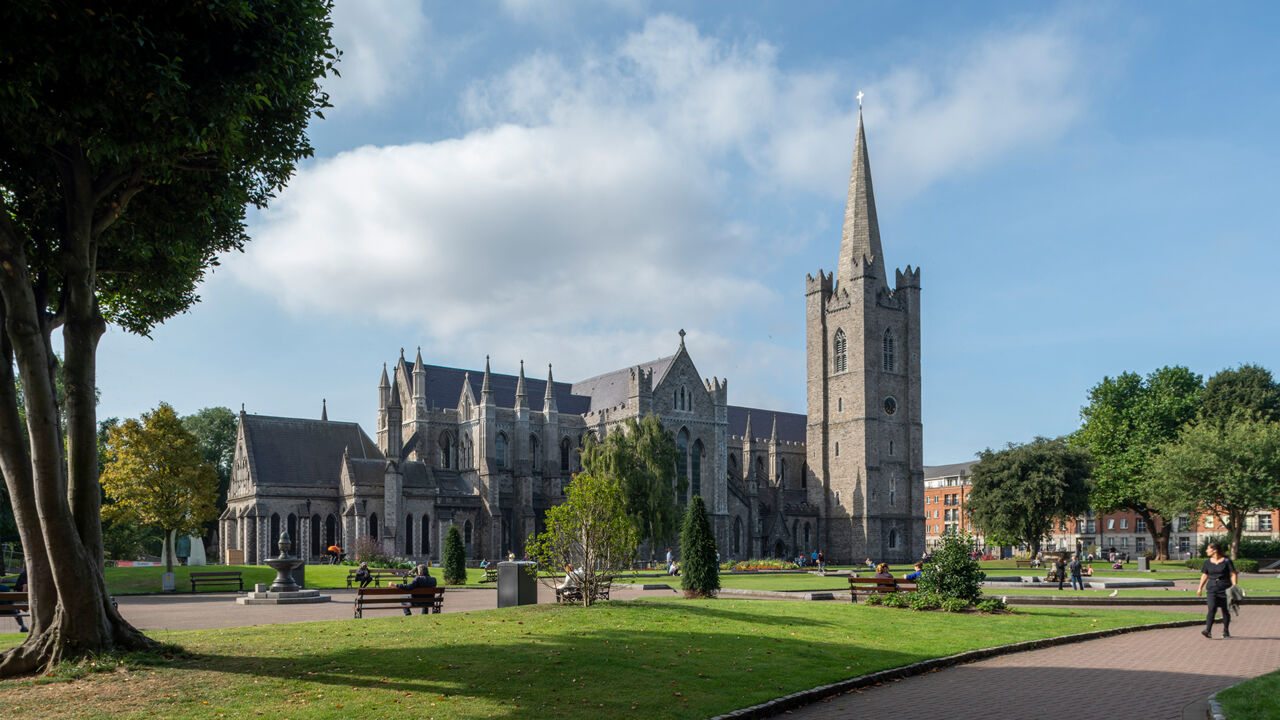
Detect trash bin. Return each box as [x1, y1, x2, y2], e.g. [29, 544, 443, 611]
[1137, 556, 1149, 571]
[497, 561, 538, 608]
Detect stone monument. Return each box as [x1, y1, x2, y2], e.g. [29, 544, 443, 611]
[236, 531, 331, 605]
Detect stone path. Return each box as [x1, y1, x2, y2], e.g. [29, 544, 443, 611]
[782, 604, 1280, 720]
[114, 583, 679, 631]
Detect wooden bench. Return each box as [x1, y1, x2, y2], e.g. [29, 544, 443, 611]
[0, 591, 29, 627]
[479, 568, 498, 583]
[1015, 560, 1035, 569]
[848, 576, 918, 603]
[555, 576, 613, 604]
[346, 568, 410, 588]
[353, 586, 444, 618]
[190, 571, 243, 592]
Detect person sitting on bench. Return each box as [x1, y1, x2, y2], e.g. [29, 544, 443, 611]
[354, 562, 374, 589]
[395, 565, 437, 615]
[0, 566, 28, 633]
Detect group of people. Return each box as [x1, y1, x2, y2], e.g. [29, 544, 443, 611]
[793, 550, 825, 570]
[1052, 554, 1092, 591]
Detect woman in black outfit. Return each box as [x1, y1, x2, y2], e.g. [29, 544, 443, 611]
[1196, 542, 1237, 638]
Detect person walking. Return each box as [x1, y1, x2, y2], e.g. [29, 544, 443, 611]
[1197, 542, 1238, 638]
[1055, 556, 1067, 591]
[1069, 554, 1085, 591]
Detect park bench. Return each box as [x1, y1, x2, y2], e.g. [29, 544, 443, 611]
[190, 571, 244, 593]
[555, 576, 613, 604]
[1015, 560, 1036, 569]
[353, 586, 444, 618]
[479, 568, 498, 583]
[346, 568, 410, 588]
[0, 591, 29, 627]
[848, 576, 918, 603]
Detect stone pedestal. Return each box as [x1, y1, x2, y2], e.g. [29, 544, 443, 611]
[236, 588, 331, 605]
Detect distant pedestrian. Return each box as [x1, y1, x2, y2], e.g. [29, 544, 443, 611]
[666, 548, 674, 568]
[817, 550, 825, 572]
[1069, 554, 1084, 591]
[1197, 542, 1237, 638]
[1055, 556, 1067, 591]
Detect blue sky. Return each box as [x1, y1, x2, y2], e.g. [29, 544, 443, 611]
[94, 1, 1280, 465]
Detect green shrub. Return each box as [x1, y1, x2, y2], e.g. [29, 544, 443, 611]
[1185, 557, 1259, 573]
[940, 597, 970, 613]
[919, 532, 985, 603]
[906, 591, 942, 611]
[442, 525, 467, 585]
[879, 592, 908, 608]
[680, 496, 720, 598]
[862, 594, 883, 606]
[1197, 534, 1280, 559]
[722, 559, 801, 571]
[354, 535, 410, 568]
[975, 597, 1008, 614]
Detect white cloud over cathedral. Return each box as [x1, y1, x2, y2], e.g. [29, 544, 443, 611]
[236, 13, 1090, 409]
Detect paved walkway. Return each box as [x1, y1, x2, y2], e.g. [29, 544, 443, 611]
[115, 583, 679, 630]
[783, 604, 1280, 720]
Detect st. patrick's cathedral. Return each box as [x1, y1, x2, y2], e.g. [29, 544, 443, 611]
[221, 111, 925, 566]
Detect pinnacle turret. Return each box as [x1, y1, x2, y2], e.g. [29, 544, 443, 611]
[481, 355, 493, 397]
[544, 363, 558, 414]
[321, 398, 328, 422]
[515, 359, 527, 402]
[770, 413, 778, 443]
[744, 411, 753, 441]
[837, 108, 883, 281]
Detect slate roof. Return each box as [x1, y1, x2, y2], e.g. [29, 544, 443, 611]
[404, 363, 593, 415]
[241, 414, 383, 488]
[347, 458, 387, 487]
[924, 461, 976, 479]
[727, 405, 807, 443]
[570, 354, 677, 412]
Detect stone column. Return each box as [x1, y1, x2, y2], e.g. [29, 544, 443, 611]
[245, 515, 257, 565]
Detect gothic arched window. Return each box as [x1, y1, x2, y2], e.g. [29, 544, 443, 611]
[529, 434, 539, 470]
[692, 439, 704, 500]
[463, 520, 472, 546]
[404, 514, 414, 555]
[560, 438, 572, 474]
[804, 522, 811, 552]
[888, 528, 899, 549]
[325, 514, 337, 548]
[439, 432, 452, 469]
[310, 514, 321, 556]
[287, 513, 298, 547]
[369, 512, 379, 541]
[733, 517, 742, 555]
[883, 328, 896, 372]
[833, 329, 847, 373]
[801, 462, 808, 489]
[270, 513, 280, 544]
[496, 432, 508, 469]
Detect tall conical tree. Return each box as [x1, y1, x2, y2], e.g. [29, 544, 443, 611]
[442, 525, 467, 585]
[680, 495, 720, 598]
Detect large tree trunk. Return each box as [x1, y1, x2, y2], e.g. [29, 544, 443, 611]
[0, 161, 154, 676]
[1137, 508, 1170, 561]
[1153, 515, 1173, 561]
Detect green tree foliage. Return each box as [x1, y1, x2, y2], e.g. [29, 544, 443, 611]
[0, 2, 336, 673]
[528, 472, 638, 606]
[965, 437, 1093, 558]
[1075, 366, 1202, 559]
[1149, 416, 1280, 560]
[679, 495, 720, 598]
[181, 407, 237, 545]
[580, 415, 681, 561]
[918, 533, 986, 604]
[442, 525, 467, 585]
[1201, 364, 1280, 425]
[99, 404, 219, 573]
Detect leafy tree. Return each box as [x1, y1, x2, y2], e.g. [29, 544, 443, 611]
[99, 404, 219, 573]
[0, 2, 335, 673]
[1201, 364, 1280, 425]
[1149, 416, 1280, 560]
[919, 532, 985, 604]
[1075, 366, 1202, 559]
[181, 407, 237, 549]
[580, 415, 681, 561]
[528, 472, 638, 606]
[442, 525, 467, 585]
[679, 495, 720, 598]
[965, 437, 1093, 558]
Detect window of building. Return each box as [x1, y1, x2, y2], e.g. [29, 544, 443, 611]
[835, 441, 839, 457]
[838, 397, 843, 412]
[560, 438, 571, 473]
[882, 328, 896, 372]
[889, 440, 894, 456]
[1260, 514, 1273, 532]
[529, 434, 540, 470]
[1178, 537, 1190, 555]
[369, 512, 379, 541]
[463, 521, 472, 555]
[888, 528, 898, 549]
[1177, 516, 1190, 532]
[270, 513, 280, 544]
[310, 513, 321, 556]
[1136, 518, 1147, 533]
[404, 514, 414, 555]
[676, 428, 689, 501]
[439, 432, 452, 469]
[496, 433, 507, 469]
[325, 514, 337, 549]
[421, 514, 430, 555]
[1120, 519, 1128, 529]
[1107, 519, 1115, 530]
[1245, 515, 1257, 531]
[889, 478, 897, 506]
[803, 522, 811, 552]
[1135, 537, 1146, 554]
[692, 439, 704, 499]
[833, 329, 847, 373]
[801, 462, 807, 489]
[1205, 515, 1214, 529]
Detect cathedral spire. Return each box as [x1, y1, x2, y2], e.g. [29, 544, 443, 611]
[481, 355, 492, 396]
[321, 398, 328, 422]
[837, 107, 883, 281]
[413, 346, 427, 403]
[515, 360, 527, 400]
[744, 411, 753, 441]
[770, 413, 778, 443]
[544, 363, 558, 414]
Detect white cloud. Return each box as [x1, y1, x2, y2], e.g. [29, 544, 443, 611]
[323, 0, 431, 110]
[240, 13, 1091, 399]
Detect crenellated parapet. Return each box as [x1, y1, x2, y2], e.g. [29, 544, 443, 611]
[804, 269, 833, 297]
[895, 265, 921, 290]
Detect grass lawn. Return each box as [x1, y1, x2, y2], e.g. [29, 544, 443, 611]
[0, 599, 1189, 719]
[1216, 668, 1280, 719]
[103, 565, 495, 595]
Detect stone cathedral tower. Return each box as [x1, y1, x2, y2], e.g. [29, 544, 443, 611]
[804, 110, 924, 563]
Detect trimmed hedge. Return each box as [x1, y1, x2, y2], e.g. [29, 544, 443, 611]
[1184, 557, 1259, 573]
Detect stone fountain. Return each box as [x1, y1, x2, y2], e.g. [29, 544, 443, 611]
[235, 531, 331, 605]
